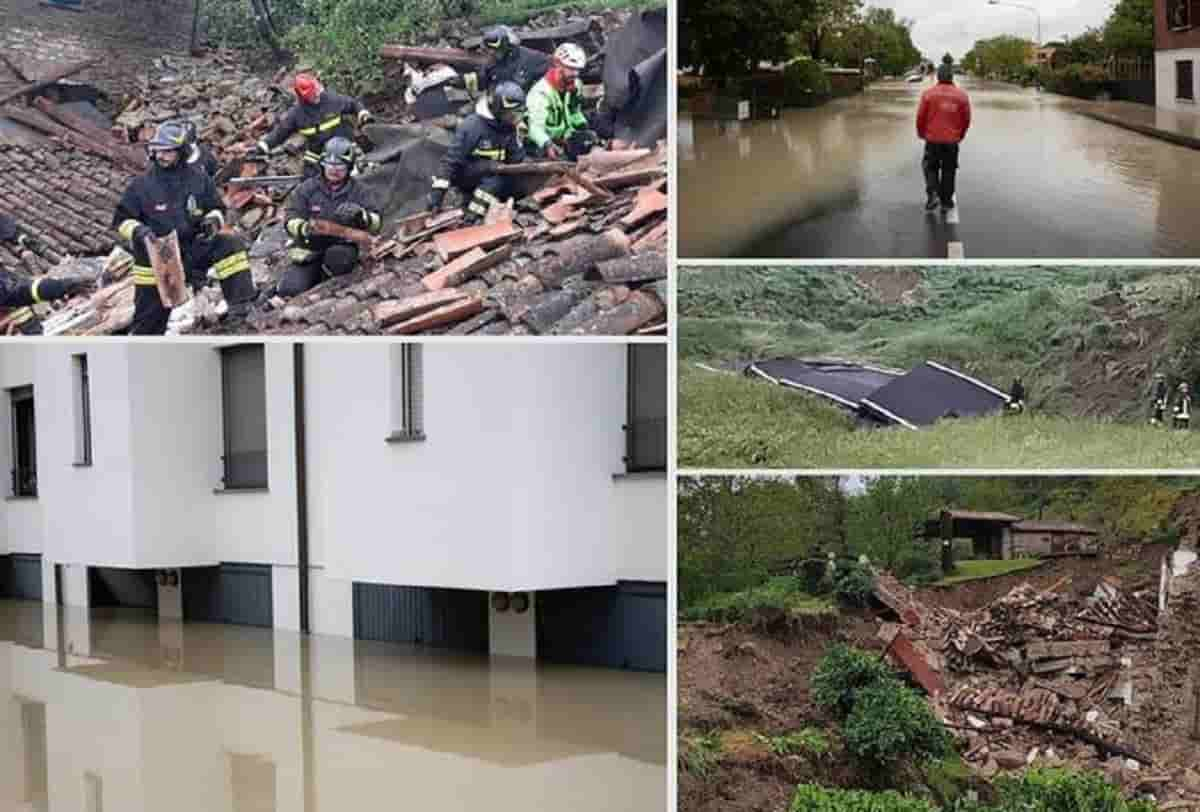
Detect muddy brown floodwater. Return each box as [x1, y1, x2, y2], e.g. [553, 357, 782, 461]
[680, 79, 1200, 259]
[0, 600, 665, 811]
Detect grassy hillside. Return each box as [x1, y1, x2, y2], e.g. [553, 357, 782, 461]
[679, 267, 1200, 423]
[679, 364, 1200, 469]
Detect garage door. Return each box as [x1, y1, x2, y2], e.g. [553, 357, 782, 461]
[537, 581, 666, 672]
[182, 564, 273, 627]
[353, 583, 487, 653]
[9, 554, 42, 601]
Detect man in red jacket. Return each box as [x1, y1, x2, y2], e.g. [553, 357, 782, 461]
[916, 62, 971, 211]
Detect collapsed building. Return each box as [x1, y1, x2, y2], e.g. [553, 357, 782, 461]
[870, 544, 1200, 808]
[0, 6, 667, 335]
[747, 358, 1010, 428]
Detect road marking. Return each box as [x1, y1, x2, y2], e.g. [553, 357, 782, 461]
[948, 241, 965, 259]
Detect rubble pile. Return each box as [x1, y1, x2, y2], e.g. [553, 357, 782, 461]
[871, 570, 1200, 807]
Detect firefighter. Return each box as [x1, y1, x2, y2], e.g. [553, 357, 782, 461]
[429, 81, 527, 225]
[461, 25, 550, 97]
[1007, 376, 1026, 414]
[280, 137, 383, 298]
[0, 214, 90, 334]
[178, 119, 219, 178]
[1151, 372, 1169, 425]
[256, 73, 373, 178]
[113, 121, 257, 335]
[1173, 382, 1191, 430]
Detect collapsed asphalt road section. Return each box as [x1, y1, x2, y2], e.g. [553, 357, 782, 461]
[747, 358, 1010, 428]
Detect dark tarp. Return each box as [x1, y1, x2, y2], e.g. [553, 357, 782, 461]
[750, 359, 899, 407]
[602, 7, 667, 147]
[861, 362, 1009, 428]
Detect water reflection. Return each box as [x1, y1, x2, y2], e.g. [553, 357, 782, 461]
[0, 600, 665, 811]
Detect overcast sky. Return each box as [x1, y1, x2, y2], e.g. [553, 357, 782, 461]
[869, 0, 1115, 60]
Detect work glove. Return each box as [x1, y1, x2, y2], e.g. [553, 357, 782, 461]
[428, 188, 445, 213]
[357, 109, 374, 126]
[334, 201, 365, 226]
[200, 211, 224, 239]
[60, 273, 94, 296]
[132, 224, 155, 248]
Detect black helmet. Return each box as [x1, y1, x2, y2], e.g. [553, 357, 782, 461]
[147, 120, 189, 154]
[320, 136, 357, 169]
[490, 81, 526, 113]
[482, 25, 519, 53]
[166, 118, 202, 164]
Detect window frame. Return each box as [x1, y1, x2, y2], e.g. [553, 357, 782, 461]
[1177, 59, 1196, 102]
[9, 385, 37, 498]
[624, 345, 667, 474]
[219, 344, 269, 491]
[386, 344, 426, 443]
[1167, 0, 1193, 32]
[73, 354, 93, 467]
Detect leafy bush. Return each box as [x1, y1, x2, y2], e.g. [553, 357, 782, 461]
[1043, 63, 1108, 99]
[842, 680, 952, 766]
[679, 575, 833, 622]
[810, 644, 898, 720]
[834, 560, 876, 606]
[754, 727, 830, 756]
[993, 767, 1157, 812]
[896, 545, 941, 585]
[781, 59, 831, 105]
[204, 0, 307, 51]
[790, 785, 937, 812]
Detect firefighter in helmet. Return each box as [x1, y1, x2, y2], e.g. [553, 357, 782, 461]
[257, 73, 373, 177]
[461, 25, 550, 97]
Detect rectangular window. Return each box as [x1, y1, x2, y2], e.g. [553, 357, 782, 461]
[625, 345, 667, 473]
[9, 386, 36, 497]
[220, 345, 268, 489]
[73, 354, 93, 466]
[387, 344, 425, 442]
[1167, 0, 1192, 31]
[1178, 60, 1196, 101]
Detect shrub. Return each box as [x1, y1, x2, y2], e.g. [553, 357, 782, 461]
[679, 576, 832, 622]
[781, 59, 831, 105]
[896, 545, 941, 585]
[810, 644, 898, 720]
[841, 680, 952, 766]
[204, 0, 307, 52]
[790, 785, 937, 812]
[993, 767, 1158, 812]
[754, 727, 830, 757]
[679, 731, 722, 779]
[834, 560, 875, 606]
[1044, 63, 1108, 99]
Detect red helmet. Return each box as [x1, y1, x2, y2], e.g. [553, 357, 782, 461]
[293, 73, 323, 104]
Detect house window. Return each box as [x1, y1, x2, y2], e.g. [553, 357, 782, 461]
[1178, 60, 1196, 102]
[625, 345, 667, 472]
[9, 386, 36, 497]
[220, 345, 268, 489]
[387, 344, 425, 442]
[1168, 0, 1191, 31]
[73, 354, 92, 466]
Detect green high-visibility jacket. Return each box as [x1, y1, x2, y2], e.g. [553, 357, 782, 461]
[525, 77, 589, 149]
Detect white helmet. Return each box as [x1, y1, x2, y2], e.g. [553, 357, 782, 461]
[553, 42, 587, 70]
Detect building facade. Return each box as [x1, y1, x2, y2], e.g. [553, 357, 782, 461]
[0, 343, 667, 671]
[1155, 0, 1200, 111]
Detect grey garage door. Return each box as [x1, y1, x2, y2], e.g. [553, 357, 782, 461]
[182, 563, 273, 627]
[537, 581, 667, 672]
[9, 554, 42, 601]
[353, 583, 488, 653]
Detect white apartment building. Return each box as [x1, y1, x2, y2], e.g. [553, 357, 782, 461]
[0, 342, 667, 671]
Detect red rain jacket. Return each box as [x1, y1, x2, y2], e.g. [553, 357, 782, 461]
[916, 82, 971, 144]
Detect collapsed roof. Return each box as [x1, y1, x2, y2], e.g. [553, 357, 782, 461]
[747, 358, 1011, 428]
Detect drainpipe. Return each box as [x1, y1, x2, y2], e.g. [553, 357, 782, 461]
[293, 344, 310, 634]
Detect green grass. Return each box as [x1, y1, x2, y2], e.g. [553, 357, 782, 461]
[679, 364, 1200, 469]
[753, 728, 831, 757]
[679, 730, 723, 778]
[680, 575, 834, 622]
[477, 0, 657, 25]
[934, 558, 1045, 586]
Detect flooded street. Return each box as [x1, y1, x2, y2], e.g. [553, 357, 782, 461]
[680, 79, 1200, 258]
[0, 600, 665, 811]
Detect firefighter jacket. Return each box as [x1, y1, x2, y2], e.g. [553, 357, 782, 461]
[113, 163, 228, 286]
[285, 177, 382, 245]
[526, 75, 589, 149]
[432, 97, 526, 196]
[262, 92, 364, 170]
[465, 47, 551, 95]
[917, 81, 971, 144]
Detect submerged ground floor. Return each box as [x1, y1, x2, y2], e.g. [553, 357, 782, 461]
[0, 597, 666, 811]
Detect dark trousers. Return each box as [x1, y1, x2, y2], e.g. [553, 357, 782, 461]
[922, 142, 960, 204]
[278, 240, 360, 298]
[130, 233, 252, 335]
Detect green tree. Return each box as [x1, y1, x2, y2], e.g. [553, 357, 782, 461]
[1059, 28, 1106, 65]
[961, 34, 1033, 78]
[845, 477, 944, 571]
[1103, 0, 1154, 56]
[796, 0, 861, 63]
[680, 0, 816, 78]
